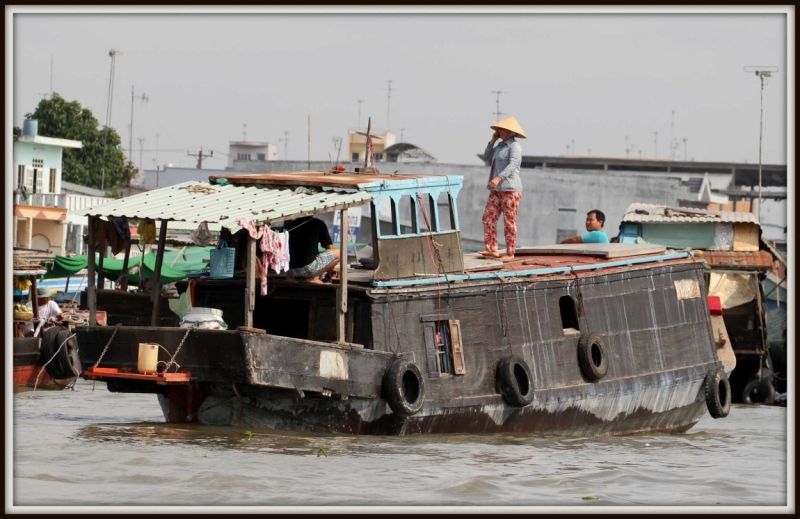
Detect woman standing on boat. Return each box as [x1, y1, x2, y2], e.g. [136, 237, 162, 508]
[480, 116, 526, 260]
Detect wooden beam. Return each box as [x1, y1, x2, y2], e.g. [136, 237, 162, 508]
[336, 208, 349, 343]
[30, 275, 39, 319]
[120, 240, 131, 290]
[245, 235, 256, 328]
[87, 216, 97, 326]
[150, 220, 169, 327]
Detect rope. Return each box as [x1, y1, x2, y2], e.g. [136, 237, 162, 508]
[498, 276, 510, 339]
[386, 293, 402, 354]
[32, 333, 77, 394]
[93, 324, 121, 368]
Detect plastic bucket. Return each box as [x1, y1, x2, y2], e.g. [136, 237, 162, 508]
[138, 343, 159, 375]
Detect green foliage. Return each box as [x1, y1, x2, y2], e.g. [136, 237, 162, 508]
[25, 93, 133, 190]
[14, 126, 21, 137]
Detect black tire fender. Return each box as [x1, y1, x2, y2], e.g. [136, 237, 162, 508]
[40, 325, 82, 380]
[496, 355, 534, 407]
[577, 332, 608, 381]
[704, 369, 731, 418]
[382, 359, 425, 417]
[743, 375, 777, 405]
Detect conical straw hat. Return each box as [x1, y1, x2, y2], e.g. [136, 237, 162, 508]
[490, 116, 526, 139]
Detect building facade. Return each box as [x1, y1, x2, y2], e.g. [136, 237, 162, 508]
[228, 141, 277, 168]
[347, 130, 396, 164]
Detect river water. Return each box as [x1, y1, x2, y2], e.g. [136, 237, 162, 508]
[10, 379, 790, 510]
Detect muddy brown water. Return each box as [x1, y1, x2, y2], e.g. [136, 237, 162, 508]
[11, 379, 788, 508]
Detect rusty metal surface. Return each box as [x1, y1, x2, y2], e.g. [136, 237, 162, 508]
[702, 250, 773, 269]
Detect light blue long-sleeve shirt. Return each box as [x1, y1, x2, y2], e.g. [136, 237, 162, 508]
[483, 137, 523, 192]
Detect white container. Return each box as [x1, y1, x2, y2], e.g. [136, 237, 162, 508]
[138, 343, 159, 375]
[180, 307, 227, 330]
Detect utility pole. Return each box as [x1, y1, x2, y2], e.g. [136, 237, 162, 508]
[279, 131, 292, 160]
[188, 147, 213, 169]
[50, 54, 53, 98]
[105, 49, 121, 130]
[138, 137, 145, 170]
[357, 99, 363, 129]
[385, 80, 394, 131]
[652, 131, 658, 159]
[669, 110, 675, 160]
[491, 90, 506, 122]
[332, 136, 343, 167]
[683, 137, 688, 161]
[242, 123, 247, 142]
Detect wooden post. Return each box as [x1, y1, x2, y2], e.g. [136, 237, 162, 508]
[120, 240, 131, 290]
[336, 208, 349, 343]
[97, 236, 106, 289]
[87, 216, 97, 326]
[30, 275, 39, 319]
[150, 220, 169, 327]
[245, 235, 256, 328]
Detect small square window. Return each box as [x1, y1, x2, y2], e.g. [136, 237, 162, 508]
[351, 152, 359, 162]
[257, 153, 265, 161]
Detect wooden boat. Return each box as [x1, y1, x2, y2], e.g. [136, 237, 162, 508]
[73, 167, 735, 436]
[13, 251, 79, 390]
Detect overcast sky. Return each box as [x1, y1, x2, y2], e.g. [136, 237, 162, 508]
[11, 9, 789, 170]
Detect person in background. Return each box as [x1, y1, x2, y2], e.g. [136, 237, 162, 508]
[479, 116, 526, 261]
[560, 209, 610, 244]
[25, 287, 63, 335]
[285, 216, 341, 284]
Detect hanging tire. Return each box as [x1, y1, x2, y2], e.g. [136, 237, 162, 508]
[382, 359, 425, 417]
[40, 325, 82, 380]
[496, 355, 534, 407]
[704, 369, 731, 418]
[577, 333, 608, 381]
[743, 375, 777, 405]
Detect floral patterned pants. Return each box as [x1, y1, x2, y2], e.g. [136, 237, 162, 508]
[482, 190, 522, 256]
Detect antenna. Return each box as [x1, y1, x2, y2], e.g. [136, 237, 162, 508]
[242, 123, 247, 142]
[652, 131, 658, 159]
[279, 131, 292, 160]
[491, 90, 506, 121]
[682, 137, 688, 161]
[105, 49, 122, 129]
[744, 65, 779, 222]
[332, 136, 343, 167]
[357, 99, 363, 129]
[669, 110, 676, 160]
[385, 81, 393, 130]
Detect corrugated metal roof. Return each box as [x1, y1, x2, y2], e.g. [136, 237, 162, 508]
[701, 250, 773, 269]
[68, 181, 374, 231]
[622, 203, 760, 224]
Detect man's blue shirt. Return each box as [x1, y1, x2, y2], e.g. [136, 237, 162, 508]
[581, 230, 609, 243]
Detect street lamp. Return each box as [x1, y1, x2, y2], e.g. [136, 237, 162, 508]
[744, 66, 779, 222]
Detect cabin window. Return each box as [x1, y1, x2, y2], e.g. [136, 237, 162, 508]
[422, 317, 465, 376]
[436, 192, 455, 231]
[399, 195, 417, 235]
[559, 295, 579, 332]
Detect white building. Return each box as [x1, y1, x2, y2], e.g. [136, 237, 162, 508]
[228, 141, 277, 168]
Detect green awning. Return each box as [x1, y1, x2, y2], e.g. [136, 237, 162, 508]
[128, 252, 189, 284]
[44, 254, 143, 280]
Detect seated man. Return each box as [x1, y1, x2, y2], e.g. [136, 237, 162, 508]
[285, 216, 341, 284]
[560, 209, 610, 244]
[25, 287, 64, 336]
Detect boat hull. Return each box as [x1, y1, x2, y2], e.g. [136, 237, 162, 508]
[154, 363, 711, 436]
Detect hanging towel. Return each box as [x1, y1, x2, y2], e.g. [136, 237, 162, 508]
[137, 218, 157, 245]
[190, 222, 214, 246]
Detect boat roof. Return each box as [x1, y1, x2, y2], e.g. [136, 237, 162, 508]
[622, 203, 760, 225]
[69, 171, 463, 230]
